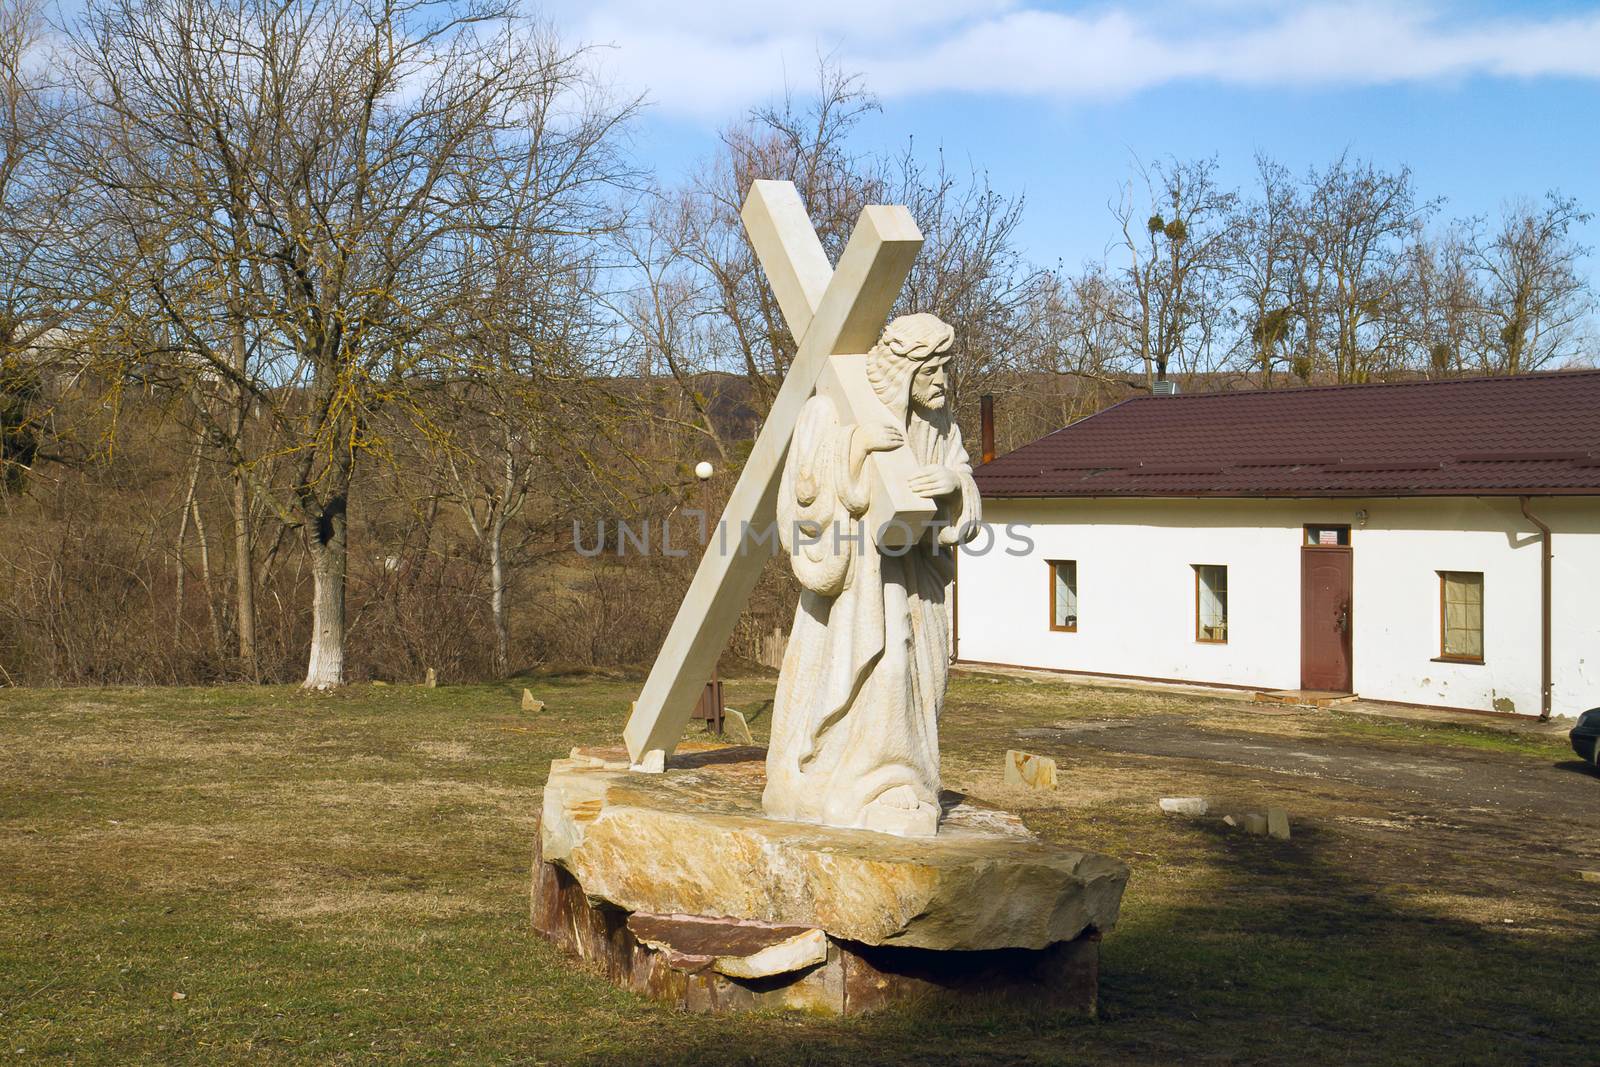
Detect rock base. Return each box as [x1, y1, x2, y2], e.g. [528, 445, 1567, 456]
[532, 828, 1103, 1016]
[529, 745, 1127, 1016]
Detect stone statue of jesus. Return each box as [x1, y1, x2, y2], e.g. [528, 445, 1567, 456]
[763, 313, 982, 837]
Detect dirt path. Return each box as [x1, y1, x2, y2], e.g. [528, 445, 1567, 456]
[1016, 718, 1599, 815]
[1005, 710, 1600, 934]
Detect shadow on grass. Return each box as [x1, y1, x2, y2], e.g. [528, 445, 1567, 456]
[553, 813, 1599, 1067]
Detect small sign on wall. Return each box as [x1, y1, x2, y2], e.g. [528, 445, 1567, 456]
[1305, 524, 1351, 547]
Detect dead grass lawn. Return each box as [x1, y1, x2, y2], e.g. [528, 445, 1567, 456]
[1, 672, 1595, 1064]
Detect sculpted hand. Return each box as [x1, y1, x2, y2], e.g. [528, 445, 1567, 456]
[856, 420, 906, 454]
[909, 464, 959, 498]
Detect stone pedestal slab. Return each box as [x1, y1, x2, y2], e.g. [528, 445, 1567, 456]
[531, 745, 1128, 1016]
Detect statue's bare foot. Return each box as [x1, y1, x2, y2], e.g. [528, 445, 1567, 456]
[861, 784, 938, 838]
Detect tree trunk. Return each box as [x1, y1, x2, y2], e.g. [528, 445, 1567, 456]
[489, 514, 508, 677]
[230, 319, 258, 680]
[232, 467, 257, 679]
[303, 497, 348, 688]
[174, 456, 199, 642]
[191, 496, 225, 657]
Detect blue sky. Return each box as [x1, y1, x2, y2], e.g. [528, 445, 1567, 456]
[544, 0, 1600, 271]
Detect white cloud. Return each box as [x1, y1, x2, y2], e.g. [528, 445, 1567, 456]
[548, 1, 1600, 120]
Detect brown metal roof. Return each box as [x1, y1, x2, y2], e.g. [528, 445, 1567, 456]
[975, 369, 1600, 498]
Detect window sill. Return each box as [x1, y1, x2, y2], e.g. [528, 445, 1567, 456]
[1432, 655, 1485, 665]
[1196, 638, 1229, 646]
[1049, 626, 1078, 634]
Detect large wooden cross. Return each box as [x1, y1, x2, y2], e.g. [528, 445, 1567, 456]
[622, 180, 936, 767]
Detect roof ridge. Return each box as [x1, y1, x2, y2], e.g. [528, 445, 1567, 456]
[1127, 366, 1600, 403]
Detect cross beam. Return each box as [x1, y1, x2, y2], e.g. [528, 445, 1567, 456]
[622, 181, 930, 766]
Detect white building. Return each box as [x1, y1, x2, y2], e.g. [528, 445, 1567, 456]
[956, 371, 1600, 719]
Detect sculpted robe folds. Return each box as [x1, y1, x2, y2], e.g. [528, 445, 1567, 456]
[763, 361, 981, 837]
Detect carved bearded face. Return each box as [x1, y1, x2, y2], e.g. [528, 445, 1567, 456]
[910, 356, 950, 412]
[867, 313, 956, 420]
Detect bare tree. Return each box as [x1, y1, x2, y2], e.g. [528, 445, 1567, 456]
[1396, 225, 1482, 378]
[633, 67, 883, 423]
[438, 252, 633, 676]
[634, 61, 1040, 440]
[1295, 156, 1435, 383]
[1468, 193, 1593, 373]
[0, 0, 78, 358]
[1112, 156, 1236, 386]
[891, 149, 1043, 423]
[1010, 266, 1131, 437]
[66, 0, 303, 678]
[70, 0, 635, 686]
[0, 0, 82, 493]
[1226, 155, 1300, 386]
[619, 190, 737, 464]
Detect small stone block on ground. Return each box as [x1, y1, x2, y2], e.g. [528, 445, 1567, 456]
[723, 707, 754, 744]
[424, 667, 437, 688]
[521, 689, 544, 713]
[1004, 750, 1058, 790]
[1240, 813, 1269, 836]
[1578, 870, 1600, 883]
[1158, 797, 1208, 816]
[1267, 808, 1291, 840]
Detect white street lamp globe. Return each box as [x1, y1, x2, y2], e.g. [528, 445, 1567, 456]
[694, 461, 714, 481]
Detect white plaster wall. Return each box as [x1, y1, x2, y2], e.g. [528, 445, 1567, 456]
[955, 495, 1600, 717]
[1547, 498, 1600, 717]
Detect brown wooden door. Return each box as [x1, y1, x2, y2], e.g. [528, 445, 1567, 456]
[1300, 547, 1353, 692]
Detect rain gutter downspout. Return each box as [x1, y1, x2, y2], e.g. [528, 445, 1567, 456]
[1519, 496, 1552, 721]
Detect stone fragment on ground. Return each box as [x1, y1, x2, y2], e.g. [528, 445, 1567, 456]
[521, 689, 544, 713]
[424, 667, 437, 688]
[1267, 808, 1291, 840]
[1004, 749, 1058, 789]
[1158, 797, 1208, 816]
[723, 707, 754, 744]
[1579, 870, 1600, 883]
[1240, 813, 1269, 836]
